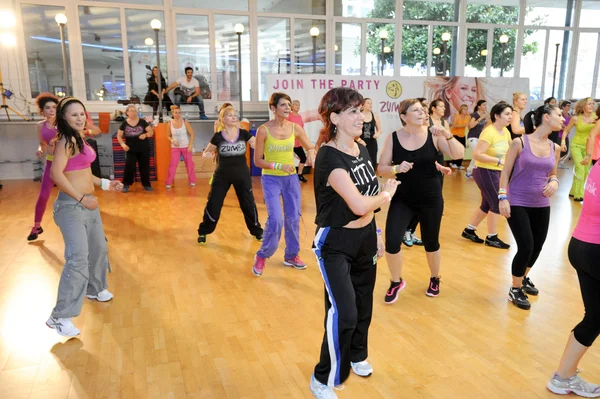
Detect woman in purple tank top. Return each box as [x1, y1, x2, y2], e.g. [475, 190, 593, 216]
[28, 93, 59, 241]
[499, 105, 563, 311]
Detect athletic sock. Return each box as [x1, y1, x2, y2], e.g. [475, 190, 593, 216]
[466, 224, 476, 231]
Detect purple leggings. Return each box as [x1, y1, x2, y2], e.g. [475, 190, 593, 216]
[34, 159, 54, 225]
[256, 174, 301, 259]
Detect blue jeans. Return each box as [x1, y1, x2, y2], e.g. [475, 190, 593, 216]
[256, 174, 301, 259]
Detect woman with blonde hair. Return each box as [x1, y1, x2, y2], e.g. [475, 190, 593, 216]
[561, 97, 597, 201]
[507, 92, 528, 140]
[425, 77, 483, 121]
[198, 105, 263, 243]
[165, 105, 196, 189]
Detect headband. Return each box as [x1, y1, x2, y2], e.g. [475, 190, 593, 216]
[59, 96, 79, 111]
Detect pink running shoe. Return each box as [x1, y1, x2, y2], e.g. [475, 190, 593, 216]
[252, 256, 266, 276]
[283, 256, 307, 270]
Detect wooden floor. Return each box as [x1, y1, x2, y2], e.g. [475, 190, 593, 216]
[0, 164, 597, 399]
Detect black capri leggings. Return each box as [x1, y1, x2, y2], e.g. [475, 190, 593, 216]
[506, 206, 550, 277]
[293, 146, 307, 164]
[385, 197, 444, 254]
[568, 237, 600, 347]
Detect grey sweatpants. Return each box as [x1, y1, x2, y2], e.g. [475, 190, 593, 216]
[51, 191, 109, 318]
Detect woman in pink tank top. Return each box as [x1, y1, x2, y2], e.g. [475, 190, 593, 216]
[28, 93, 59, 241]
[45, 97, 123, 338]
[547, 154, 600, 396]
[499, 105, 562, 311]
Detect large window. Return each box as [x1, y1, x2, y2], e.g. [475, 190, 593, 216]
[432, 26, 457, 76]
[257, 0, 324, 14]
[573, 32, 599, 98]
[543, 30, 571, 99]
[466, 1, 519, 24]
[89, 0, 162, 5]
[403, 0, 457, 22]
[521, 29, 545, 100]
[214, 15, 250, 102]
[334, 0, 393, 18]
[175, 15, 211, 100]
[257, 17, 289, 101]
[365, 23, 394, 76]
[465, 29, 488, 77]
[79, 6, 126, 101]
[335, 23, 361, 75]
[172, 0, 247, 11]
[125, 10, 166, 100]
[400, 24, 428, 76]
[491, 28, 516, 78]
[22, 4, 70, 98]
[580, 0, 600, 28]
[294, 19, 326, 74]
[525, 0, 575, 27]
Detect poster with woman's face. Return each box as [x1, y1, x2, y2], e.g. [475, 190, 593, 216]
[424, 77, 528, 122]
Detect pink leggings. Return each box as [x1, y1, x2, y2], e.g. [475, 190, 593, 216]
[34, 160, 54, 225]
[166, 148, 196, 185]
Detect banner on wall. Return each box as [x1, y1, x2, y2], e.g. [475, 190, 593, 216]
[266, 75, 529, 153]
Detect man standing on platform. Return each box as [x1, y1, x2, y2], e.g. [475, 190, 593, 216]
[165, 67, 208, 120]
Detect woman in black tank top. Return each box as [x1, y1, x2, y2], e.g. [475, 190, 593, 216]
[358, 98, 381, 168]
[377, 98, 464, 303]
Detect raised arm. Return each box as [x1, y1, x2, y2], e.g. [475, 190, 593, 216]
[329, 168, 398, 216]
[432, 125, 464, 160]
[294, 124, 316, 165]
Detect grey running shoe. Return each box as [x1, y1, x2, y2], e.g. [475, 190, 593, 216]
[310, 374, 338, 399]
[547, 373, 600, 397]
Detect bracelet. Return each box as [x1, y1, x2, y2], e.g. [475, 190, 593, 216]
[101, 178, 110, 191]
[585, 154, 592, 158]
[498, 189, 507, 195]
[381, 191, 391, 203]
[376, 228, 382, 235]
[498, 194, 508, 201]
[548, 177, 559, 185]
[497, 158, 502, 166]
[78, 195, 85, 203]
[446, 135, 454, 141]
[392, 165, 398, 174]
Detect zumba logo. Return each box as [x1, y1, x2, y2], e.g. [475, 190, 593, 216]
[386, 81, 402, 99]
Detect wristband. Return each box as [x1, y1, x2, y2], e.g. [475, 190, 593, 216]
[548, 177, 559, 185]
[101, 178, 110, 191]
[381, 191, 391, 203]
[498, 194, 508, 201]
[497, 158, 502, 166]
[392, 165, 398, 174]
[376, 228, 382, 235]
[498, 188, 507, 195]
[585, 154, 592, 158]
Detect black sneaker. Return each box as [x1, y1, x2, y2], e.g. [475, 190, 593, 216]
[298, 175, 308, 183]
[27, 226, 43, 241]
[462, 228, 484, 244]
[197, 235, 206, 244]
[426, 276, 441, 297]
[485, 235, 510, 249]
[522, 276, 539, 296]
[384, 279, 405, 304]
[508, 287, 531, 310]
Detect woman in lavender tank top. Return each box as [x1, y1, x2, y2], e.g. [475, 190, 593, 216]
[499, 105, 563, 311]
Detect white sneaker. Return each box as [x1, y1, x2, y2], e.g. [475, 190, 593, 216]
[458, 165, 465, 170]
[450, 164, 458, 169]
[547, 373, 600, 397]
[86, 289, 113, 302]
[310, 375, 338, 399]
[166, 185, 172, 189]
[351, 360, 373, 377]
[46, 316, 80, 337]
[189, 183, 196, 187]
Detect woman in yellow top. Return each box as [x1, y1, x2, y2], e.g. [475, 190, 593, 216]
[251, 92, 316, 277]
[561, 97, 597, 201]
[461, 101, 513, 249]
[449, 104, 470, 169]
